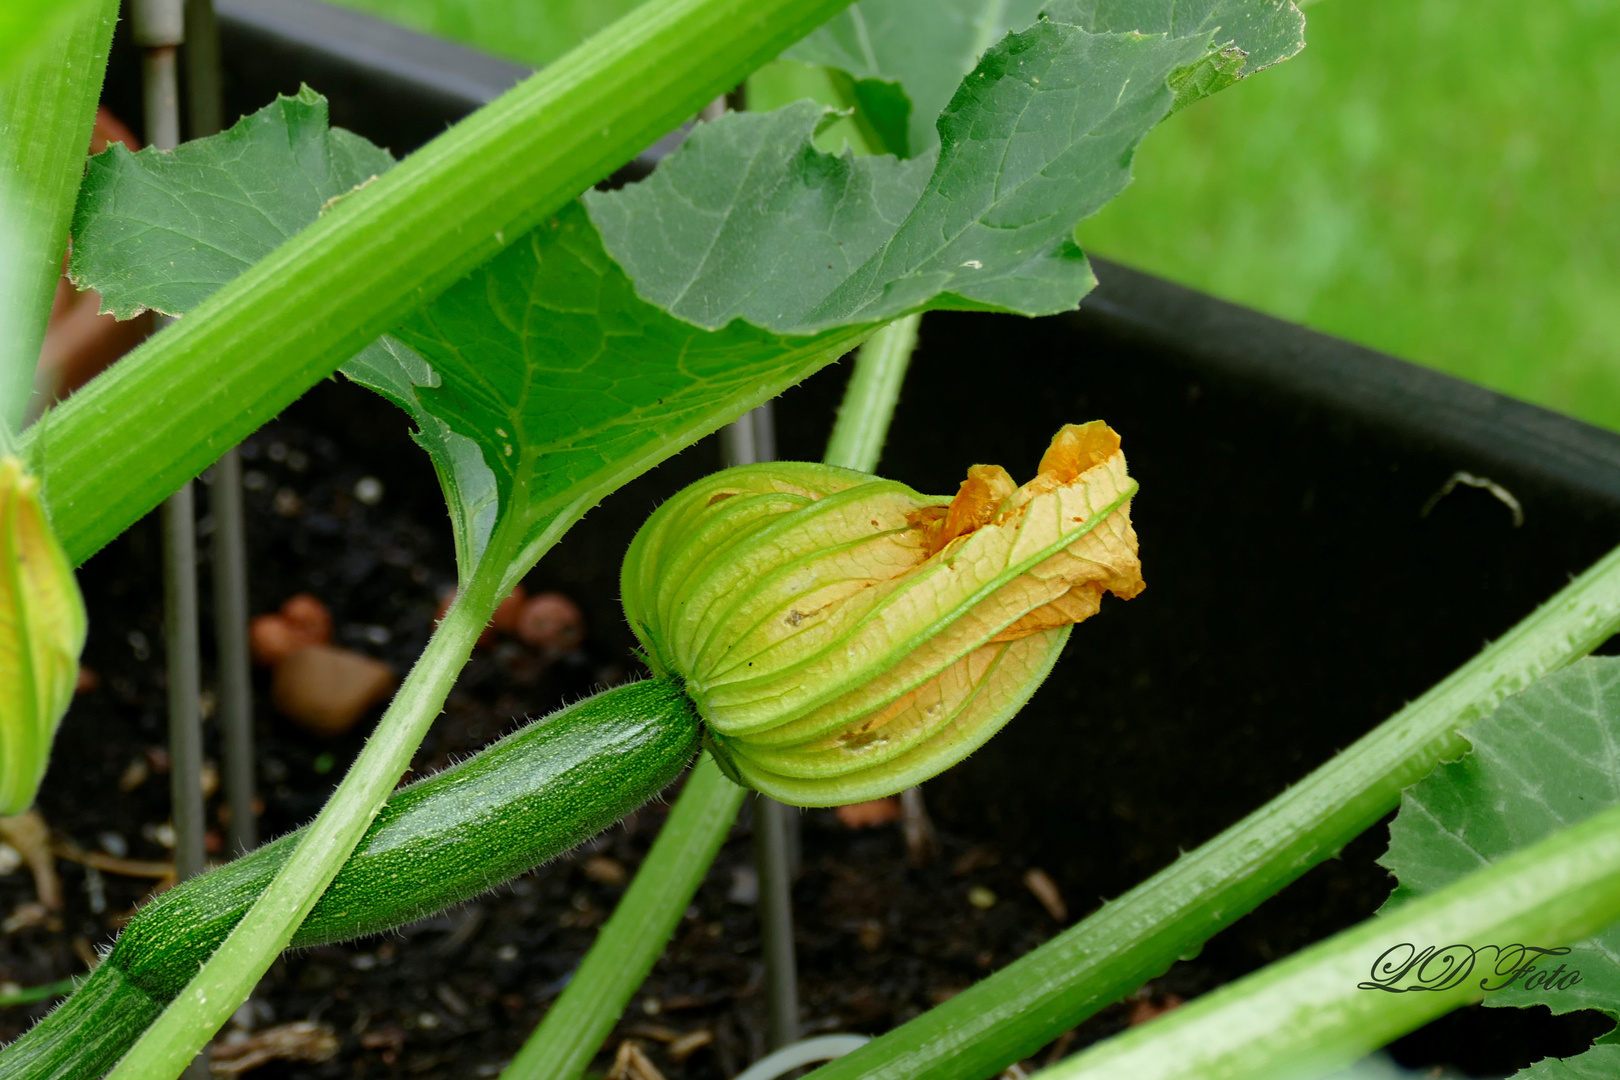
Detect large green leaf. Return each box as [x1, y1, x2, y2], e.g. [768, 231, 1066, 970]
[1380, 657, 1620, 1075]
[784, 0, 1303, 156]
[1049, 0, 1306, 110]
[69, 0, 1311, 575]
[589, 16, 1210, 332]
[1515, 1047, 1620, 1079]
[67, 92, 869, 584]
[783, 0, 1046, 155]
[68, 87, 393, 320]
[341, 337, 500, 580]
[387, 204, 866, 585]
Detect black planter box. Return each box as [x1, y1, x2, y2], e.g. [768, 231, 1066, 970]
[98, 4, 1620, 1074]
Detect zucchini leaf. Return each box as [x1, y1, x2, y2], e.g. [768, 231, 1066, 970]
[1380, 657, 1620, 1076]
[385, 206, 864, 587]
[783, 0, 1047, 156]
[589, 15, 1212, 332]
[66, 91, 867, 586]
[67, 88, 393, 320]
[69, 0, 1309, 578]
[784, 0, 1305, 157]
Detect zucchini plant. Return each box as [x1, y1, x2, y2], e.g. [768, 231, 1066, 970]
[5, 0, 1620, 1079]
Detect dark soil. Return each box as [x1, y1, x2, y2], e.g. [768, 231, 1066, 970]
[0, 366, 1090, 1080]
[5, 306, 1620, 1078]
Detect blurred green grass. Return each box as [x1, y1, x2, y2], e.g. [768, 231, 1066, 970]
[1076, 0, 1620, 430]
[326, 0, 640, 67]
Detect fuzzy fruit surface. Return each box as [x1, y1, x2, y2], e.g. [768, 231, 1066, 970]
[621, 422, 1145, 805]
[0, 678, 699, 1080]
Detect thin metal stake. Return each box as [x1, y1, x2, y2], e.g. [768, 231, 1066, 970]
[211, 448, 256, 852]
[135, 0, 205, 886]
[180, 0, 256, 855]
[135, 0, 211, 1070]
[752, 795, 800, 1049]
[723, 404, 800, 1049]
[159, 472, 206, 883]
[182, 0, 221, 139]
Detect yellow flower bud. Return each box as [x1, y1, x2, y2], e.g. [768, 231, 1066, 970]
[621, 422, 1144, 805]
[0, 456, 87, 814]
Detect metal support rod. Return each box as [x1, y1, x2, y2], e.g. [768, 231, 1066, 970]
[182, 0, 222, 139]
[211, 449, 256, 852]
[136, 0, 205, 884]
[752, 795, 801, 1049]
[722, 404, 800, 1050]
[160, 474, 207, 883]
[181, 0, 257, 855]
[137, 0, 212, 1070]
[137, 44, 181, 151]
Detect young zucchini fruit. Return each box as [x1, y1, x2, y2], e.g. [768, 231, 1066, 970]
[0, 678, 699, 1080]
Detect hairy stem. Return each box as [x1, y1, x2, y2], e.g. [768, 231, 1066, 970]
[0, 0, 116, 436]
[25, 0, 855, 565]
[823, 313, 920, 473]
[808, 541, 1620, 1080]
[1045, 799, 1620, 1079]
[501, 756, 748, 1080]
[106, 546, 509, 1080]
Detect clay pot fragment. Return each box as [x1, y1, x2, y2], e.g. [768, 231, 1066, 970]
[250, 593, 333, 666]
[516, 592, 585, 652]
[270, 645, 395, 738]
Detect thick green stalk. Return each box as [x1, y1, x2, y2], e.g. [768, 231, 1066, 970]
[809, 542, 1620, 1080]
[0, 0, 100, 84]
[1043, 799, 1620, 1080]
[0, 977, 75, 1007]
[105, 541, 510, 1080]
[23, 0, 855, 566]
[0, 0, 115, 436]
[501, 756, 748, 1080]
[822, 313, 920, 472]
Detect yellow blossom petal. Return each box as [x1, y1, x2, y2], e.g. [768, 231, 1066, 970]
[619, 423, 1143, 804]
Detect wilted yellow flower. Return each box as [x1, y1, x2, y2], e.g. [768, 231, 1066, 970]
[621, 422, 1144, 805]
[0, 456, 87, 814]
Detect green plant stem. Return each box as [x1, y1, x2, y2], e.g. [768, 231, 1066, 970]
[809, 541, 1620, 1080]
[822, 313, 920, 472]
[501, 755, 747, 1080]
[0, 0, 115, 437]
[0, 977, 76, 1008]
[106, 545, 510, 1080]
[1043, 798, 1620, 1080]
[25, 0, 855, 566]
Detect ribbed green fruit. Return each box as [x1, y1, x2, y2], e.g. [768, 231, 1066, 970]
[0, 678, 699, 1080]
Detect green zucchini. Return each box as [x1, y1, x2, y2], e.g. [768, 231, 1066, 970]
[0, 678, 700, 1080]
